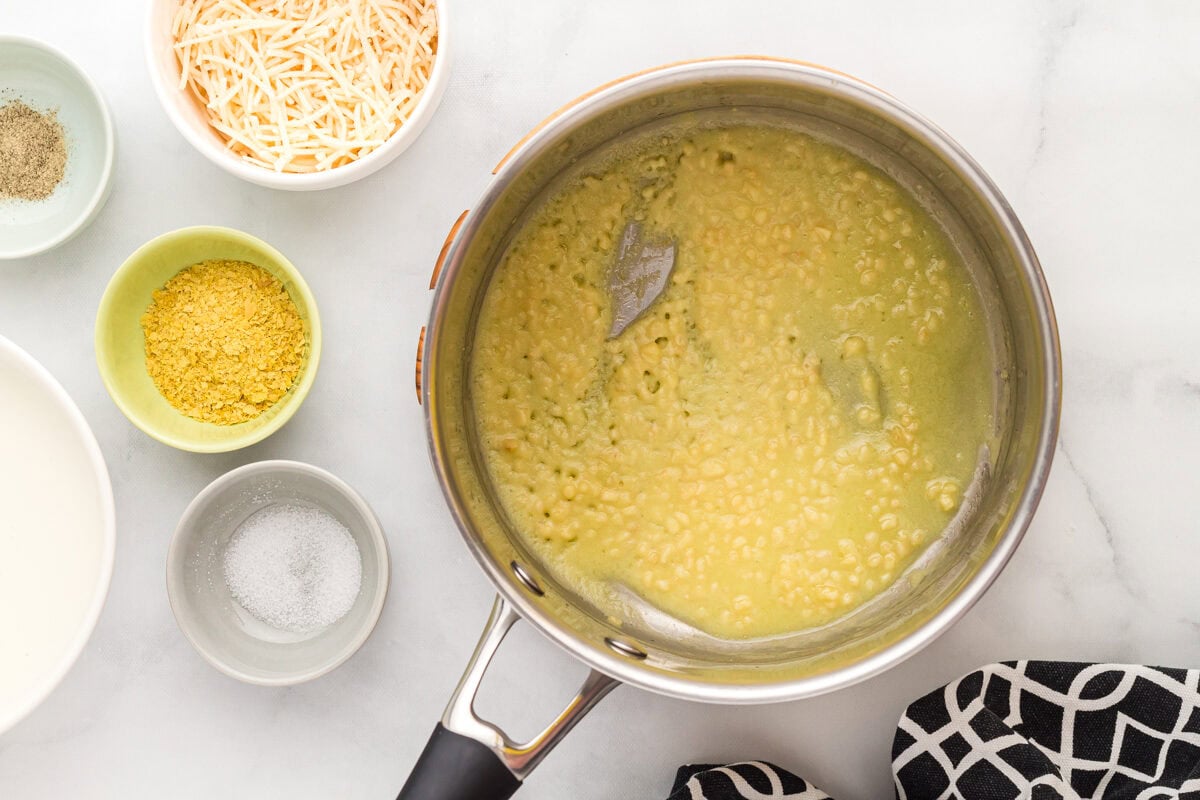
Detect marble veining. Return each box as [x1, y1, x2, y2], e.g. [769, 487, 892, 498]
[1055, 438, 1144, 602]
[1026, 1, 1084, 177]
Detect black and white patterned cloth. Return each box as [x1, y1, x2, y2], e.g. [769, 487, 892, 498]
[666, 763, 832, 800]
[667, 661, 1200, 799]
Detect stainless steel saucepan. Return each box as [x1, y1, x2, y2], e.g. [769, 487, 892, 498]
[400, 57, 1061, 799]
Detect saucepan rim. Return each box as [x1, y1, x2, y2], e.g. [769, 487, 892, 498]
[422, 57, 1062, 704]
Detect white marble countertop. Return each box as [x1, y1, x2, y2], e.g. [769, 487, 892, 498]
[3, 1, 1199, 797]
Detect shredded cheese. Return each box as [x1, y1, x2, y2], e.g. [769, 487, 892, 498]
[173, 0, 438, 173]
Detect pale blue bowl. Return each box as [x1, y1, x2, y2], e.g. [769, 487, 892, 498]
[0, 36, 114, 259]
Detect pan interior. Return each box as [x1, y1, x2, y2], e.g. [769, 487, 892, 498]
[428, 65, 1053, 694]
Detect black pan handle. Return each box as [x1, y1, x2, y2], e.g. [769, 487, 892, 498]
[396, 597, 619, 799]
[397, 723, 521, 800]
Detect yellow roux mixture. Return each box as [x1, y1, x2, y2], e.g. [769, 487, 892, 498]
[471, 124, 994, 639]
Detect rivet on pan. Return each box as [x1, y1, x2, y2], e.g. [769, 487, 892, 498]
[604, 637, 647, 660]
[510, 560, 544, 596]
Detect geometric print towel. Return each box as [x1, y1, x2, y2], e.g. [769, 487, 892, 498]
[665, 762, 833, 799]
[666, 661, 1200, 799]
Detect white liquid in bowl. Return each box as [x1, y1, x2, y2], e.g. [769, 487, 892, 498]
[0, 338, 113, 732]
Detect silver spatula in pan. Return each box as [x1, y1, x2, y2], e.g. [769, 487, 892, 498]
[607, 221, 676, 339]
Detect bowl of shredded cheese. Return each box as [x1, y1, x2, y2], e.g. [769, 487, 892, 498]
[95, 226, 322, 452]
[145, 0, 447, 190]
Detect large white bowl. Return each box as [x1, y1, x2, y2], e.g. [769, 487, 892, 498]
[0, 335, 115, 734]
[144, 0, 451, 191]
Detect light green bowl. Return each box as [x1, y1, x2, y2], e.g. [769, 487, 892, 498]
[95, 226, 321, 453]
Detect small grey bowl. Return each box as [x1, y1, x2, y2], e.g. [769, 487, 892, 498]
[167, 460, 389, 685]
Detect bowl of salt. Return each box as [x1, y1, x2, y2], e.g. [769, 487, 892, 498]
[167, 460, 389, 685]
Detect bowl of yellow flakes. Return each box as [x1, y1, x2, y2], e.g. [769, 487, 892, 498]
[96, 226, 321, 452]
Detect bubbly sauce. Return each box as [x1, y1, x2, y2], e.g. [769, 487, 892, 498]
[472, 125, 993, 639]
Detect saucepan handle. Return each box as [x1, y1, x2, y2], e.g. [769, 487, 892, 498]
[396, 596, 619, 800]
[395, 723, 521, 800]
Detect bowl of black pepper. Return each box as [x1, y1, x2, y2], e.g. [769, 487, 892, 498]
[0, 36, 114, 260]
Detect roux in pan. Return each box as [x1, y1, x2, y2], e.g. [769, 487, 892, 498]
[471, 124, 993, 639]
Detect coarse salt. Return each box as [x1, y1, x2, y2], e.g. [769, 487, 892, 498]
[223, 503, 362, 634]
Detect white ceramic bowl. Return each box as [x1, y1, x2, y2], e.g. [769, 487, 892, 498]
[0, 335, 115, 734]
[144, 0, 451, 191]
[167, 460, 389, 685]
[0, 36, 114, 259]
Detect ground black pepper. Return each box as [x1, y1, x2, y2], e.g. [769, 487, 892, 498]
[0, 100, 67, 201]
